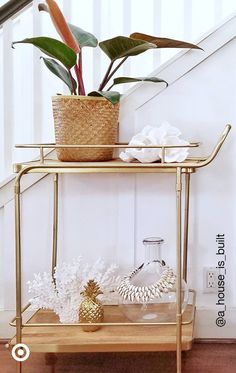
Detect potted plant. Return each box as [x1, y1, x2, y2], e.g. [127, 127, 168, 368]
[12, 0, 201, 162]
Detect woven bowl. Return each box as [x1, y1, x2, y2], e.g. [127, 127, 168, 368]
[52, 95, 119, 162]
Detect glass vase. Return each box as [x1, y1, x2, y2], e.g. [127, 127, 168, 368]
[118, 237, 189, 323]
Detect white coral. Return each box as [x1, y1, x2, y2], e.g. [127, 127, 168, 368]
[120, 122, 189, 163]
[28, 257, 120, 323]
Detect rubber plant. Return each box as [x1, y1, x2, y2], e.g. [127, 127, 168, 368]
[12, 0, 202, 104]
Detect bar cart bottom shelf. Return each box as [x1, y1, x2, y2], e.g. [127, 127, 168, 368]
[10, 304, 195, 353]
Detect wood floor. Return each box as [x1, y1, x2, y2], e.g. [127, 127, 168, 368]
[1, 342, 236, 373]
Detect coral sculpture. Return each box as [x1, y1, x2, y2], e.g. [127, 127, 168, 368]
[28, 257, 119, 323]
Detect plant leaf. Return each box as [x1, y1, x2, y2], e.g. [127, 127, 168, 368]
[38, 5, 97, 49]
[130, 32, 203, 50]
[99, 36, 156, 61]
[12, 37, 77, 69]
[41, 58, 77, 94]
[88, 91, 121, 104]
[68, 24, 98, 48]
[112, 76, 168, 86]
[38, 3, 48, 12]
[45, 0, 80, 53]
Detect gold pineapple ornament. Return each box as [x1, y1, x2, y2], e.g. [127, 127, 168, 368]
[79, 280, 104, 332]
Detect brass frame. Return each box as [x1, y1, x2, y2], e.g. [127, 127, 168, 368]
[11, 125, 231, 373]
[52, 173, 58, 274]
[9, 288, 196, 328]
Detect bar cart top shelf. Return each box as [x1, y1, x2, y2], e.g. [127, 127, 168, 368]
[13, 125, 231, 175]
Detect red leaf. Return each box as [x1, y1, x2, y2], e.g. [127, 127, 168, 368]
[46, 0, 80, 53]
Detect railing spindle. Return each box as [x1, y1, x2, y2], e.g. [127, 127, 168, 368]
[0, 31, 4, 181]
[93, 0, 102, 90]
[214, 0, 223, 24]
[33, 1, 42, 144]
[184, 0, 193, 41]
[153, 0, 162, 69]
[2, 20, 14, 176]
[122, 0, 131, 77]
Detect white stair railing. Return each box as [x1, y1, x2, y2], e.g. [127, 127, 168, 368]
[0, 0, 235, 182]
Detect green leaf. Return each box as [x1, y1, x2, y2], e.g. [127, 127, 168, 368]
[130, 33, 203, 50]
[12, 37, 77, 69]
[68, 23, 98, 48]
[88, 91, 121, 104]
[112, 76, 168, 87]
[99, 36, 156, 61]
[41, 58, 77, 94]
[38, 3, 48, 12]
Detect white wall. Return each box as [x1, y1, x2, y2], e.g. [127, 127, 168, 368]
[135, 40, 236, 338]
[0, 15, 236, 339]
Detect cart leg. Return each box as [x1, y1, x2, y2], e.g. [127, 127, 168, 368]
[183, 173, 191, 282]
[52, 174, 59, 274]
[15, 179, 22, 345]
[176, 168, 183, 373]
[17, 361, 22, 373]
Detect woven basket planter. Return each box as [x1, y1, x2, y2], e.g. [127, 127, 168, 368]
[52, 96, 119, 162]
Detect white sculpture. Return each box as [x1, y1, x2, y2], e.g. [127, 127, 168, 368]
[120, 122, 189, 163]
[28, 257, 120, 323]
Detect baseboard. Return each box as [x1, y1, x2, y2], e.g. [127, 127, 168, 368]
[0, 339, 9, 345]
[195, 338, 236, 344]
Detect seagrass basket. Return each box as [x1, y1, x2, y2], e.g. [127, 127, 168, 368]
[52, 95, 119, 162]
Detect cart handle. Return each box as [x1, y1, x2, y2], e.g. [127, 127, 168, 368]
[195, 124, 231, 168]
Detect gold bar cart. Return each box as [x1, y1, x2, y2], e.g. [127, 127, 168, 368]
[9, 124, 231, 373]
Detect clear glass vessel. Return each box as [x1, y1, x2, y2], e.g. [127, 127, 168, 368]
[119, 237, 189, 323]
